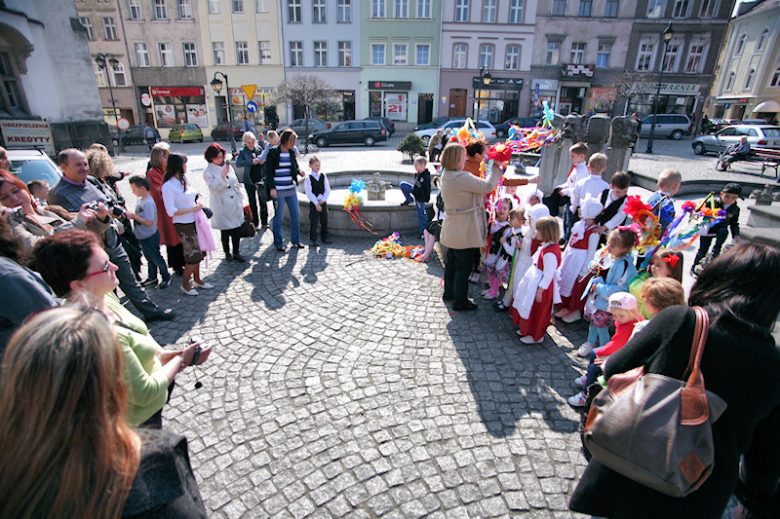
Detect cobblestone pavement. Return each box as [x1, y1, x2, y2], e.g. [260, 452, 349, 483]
[112, 143, 741, 518]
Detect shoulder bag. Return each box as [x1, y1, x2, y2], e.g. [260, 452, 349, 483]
[583, 306, 728, 497]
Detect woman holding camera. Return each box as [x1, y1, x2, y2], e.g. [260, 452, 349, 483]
[203, 143, 246, 263]
[236, 131, 269, 228]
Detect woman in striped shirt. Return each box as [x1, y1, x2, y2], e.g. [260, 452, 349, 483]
[265, 129, 304, 252]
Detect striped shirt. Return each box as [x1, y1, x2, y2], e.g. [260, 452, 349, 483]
[274, 151, 296, 197]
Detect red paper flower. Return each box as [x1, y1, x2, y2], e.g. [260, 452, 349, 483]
[623, 195, 651, 220]
[682, 201, 697, 213]
[487, 142, 513, 163]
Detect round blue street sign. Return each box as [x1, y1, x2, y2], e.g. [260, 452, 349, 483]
[246, 101, 258, 113]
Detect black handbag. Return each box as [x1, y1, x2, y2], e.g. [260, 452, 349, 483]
[239, 206, 255, 238]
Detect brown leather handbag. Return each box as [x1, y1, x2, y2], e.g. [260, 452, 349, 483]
[583, 306, 728, 497]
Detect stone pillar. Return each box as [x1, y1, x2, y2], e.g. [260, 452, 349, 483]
[586, 114, 610, 156]
[540, 114, 585, 195]
[605, 116, 637, 182]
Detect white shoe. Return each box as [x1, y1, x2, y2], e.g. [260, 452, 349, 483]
[193, 281, 213, 289]
[573, 374, 588, 387]
[180, 286, 199, 296]
[568, 391, 588, 407]
[482, 292, 497, 300]
[519, 334, 543, 344]
[577, 342, 595, 357]
[554, 308, 570, 318]
[469, 272, 480, 283]
[480, 289, 490, 296]
[562, 311, 582, 324]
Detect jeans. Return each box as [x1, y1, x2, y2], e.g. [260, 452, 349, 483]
[309, 202, 329, 242]
[272, 194, 300, 248]
[587, 325, 611, 347]
[244, 183, 268, 226]
[563, 204, 580, 242]
[138, 231, 171, 282]
[694, 226, 729, 266]
[106, 241, 161, 319]
[584, 350, 602, 388]
[400, 182, 428, 235]
[444, 248, 479, 309]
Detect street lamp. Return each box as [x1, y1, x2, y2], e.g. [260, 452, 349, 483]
[210, 71, 236, 155]
[474, 66, 492, 130]
[95, 53, 122, 150]
[646, 22, 674, 154]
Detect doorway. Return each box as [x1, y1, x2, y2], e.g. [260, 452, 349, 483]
[449, 89, 466, 116]
[417, 93, 433, 124]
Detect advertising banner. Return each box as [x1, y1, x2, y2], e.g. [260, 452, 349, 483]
[155, 104, 176, 127]
[186, 104, 208, 127]
[0, 119, 55, 155]
[385, 93, 407, 121]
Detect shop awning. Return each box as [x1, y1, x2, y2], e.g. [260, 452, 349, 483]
[753, 100, 780, 113]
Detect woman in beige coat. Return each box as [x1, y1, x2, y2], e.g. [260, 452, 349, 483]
[440, 142, 502, 311]
[203, 143, 246, 262]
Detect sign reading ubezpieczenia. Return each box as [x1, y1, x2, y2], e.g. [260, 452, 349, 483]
[0, 120, 55, 155]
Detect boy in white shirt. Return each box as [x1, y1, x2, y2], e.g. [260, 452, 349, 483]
[571, 152, 609, 214]
[556, 142, 590, 241]
[304, 156, 332, 246]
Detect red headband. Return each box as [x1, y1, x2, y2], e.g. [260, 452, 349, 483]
[663, 255, 680, 268]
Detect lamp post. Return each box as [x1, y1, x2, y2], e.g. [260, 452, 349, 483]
[95, 53, 121, 150]
[210, 71, 236, 155]
[474, 66, 492, 130]
[646, 22, 674, 154]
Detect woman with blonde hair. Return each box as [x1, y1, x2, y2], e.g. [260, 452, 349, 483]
[0, 306, 206, 518]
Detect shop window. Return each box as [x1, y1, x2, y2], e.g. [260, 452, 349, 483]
[338, 41, 352, 66]
[0, 51, 28, 117]
[685, 37, 707, 73]
[80, 17, 95, 40]
[479, 44, 494, 69]
[259, 41, 271, 64]
[646, 0, 664, 18]
[483, 0, 497, 22]
[417, 0, 430, 18]
[453, 43, 467, 69]
[314, 41, 327, 67]
[179, 0, 193, 18]
[338, 0, 351, 22]
[509, 0, 524, 23]
[505, 45, 520, 70]
[604, 0, 618, 17]
[232, 0, 244, 13]
[256, 0, 269, 12]
[596, 43, 611, 67]
[552, 0, 566, 15]
[699, 0, 718, 17]
[103, 17, 118, 40]
[313, 0, 326, 22]
[372, 0, 386, 18]
[672, 0, 689, 18]
[288, 0, 301, 22]
[546, 42, 561, 65]
[725, 71, 735, 91]
[770, 68, 780, 88]
[393, 44, 408, 66]
[213, 42, 225, 65]
[636, 40, 656, 71]
[290, 41, 303, 66]
[662, 40, 681, 72]
[734, 34, 746, 56]
[455, 0, 469, 21]
[578, 0, 592, 17]
[756, 29, 768, 51]
[135, 43, 150, 67]
[395, 0, 408, 18]
[154, 0, 168, 19]
[371, 43, 385, 65]
[416, 44, 430, 66]
[208, 0, 220, 13]
[236, 41, 249, 65]
[570, 42, 585, 64]
[745, 69, 755, 89]
[183, 42, 197, 66]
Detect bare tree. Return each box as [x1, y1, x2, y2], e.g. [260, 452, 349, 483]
[614, 70, 655, 116]
[274, 74, 334, 149]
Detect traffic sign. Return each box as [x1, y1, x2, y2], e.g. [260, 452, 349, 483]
[117, 118, 131, 130]
[241, 84, 257, 100]
[246, 101, 258, 113]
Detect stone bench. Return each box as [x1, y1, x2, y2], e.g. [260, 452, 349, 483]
[739, 227, 780, 249]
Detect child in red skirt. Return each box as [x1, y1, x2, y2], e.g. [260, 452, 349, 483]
[511, 217, 562, 344]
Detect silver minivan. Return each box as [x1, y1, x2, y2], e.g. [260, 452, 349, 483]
[639, 114, 692, 140]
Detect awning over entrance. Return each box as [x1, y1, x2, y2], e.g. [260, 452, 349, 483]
[753, 100, 780, 113]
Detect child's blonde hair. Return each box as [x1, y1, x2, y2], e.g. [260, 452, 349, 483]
[535, 216, 561, 243]
[509, 207, 526, 223]
[610, 307, 642, 322]
[588, 153, 607, 173]
[308, 155, 320, 166]
[570, 142, 588, 156]
[640, 277, 685, 314]
[658, 169, 682, 189]
[414, 156, 427, 167]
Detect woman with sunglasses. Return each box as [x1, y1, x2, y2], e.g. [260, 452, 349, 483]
[34, 229, 212, 428]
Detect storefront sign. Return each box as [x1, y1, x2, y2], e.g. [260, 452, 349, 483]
[369, 81, 412, 90]
[562, 64, 595, 78]
[472, 77, 524, 90]
[633, 82, 701, 95]
[385, 92, 407, 121]
[155, 104, 176, 126]
[141, 93, 152, 106]
[590, 87, 617, 101]
[0, 119, 54, 154]
[186, 104, 208, 127]
[150, 87, 205, 97]
[532, 79, 559, 91]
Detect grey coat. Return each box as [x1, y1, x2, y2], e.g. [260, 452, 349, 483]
[203, 163, 245, 230]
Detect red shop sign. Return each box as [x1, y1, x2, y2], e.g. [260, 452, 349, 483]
[150, 87, 205, 97]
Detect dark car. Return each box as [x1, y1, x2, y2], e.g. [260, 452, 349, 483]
[364, 117, 395, 136]
[110, 125, 160, 147]
[494, 117, 541, 138]
[310, 120, 387, 147]
[211, 122, 244, 142]
[281, 118, 330, 135]
[414, 116, 462, 132]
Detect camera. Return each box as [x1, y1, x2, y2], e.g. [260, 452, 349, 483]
[10, 206, 24, 220]
[89, 200, 125, 218]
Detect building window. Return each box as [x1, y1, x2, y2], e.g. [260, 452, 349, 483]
[313, 0, 326, 22]
[505, 45, 520, 70]
[395, 0, 408, 18]
[154, 0, 168, 19]
[103, 17, 118, 40]
[179, 0, 192, 18]
[338, 0, 351, 21]
[236, 41, 249, 64]
[208, 0, 220, 13]
[770, 68, 780, 87]
[479, 44, 494, 69]
[483, 0, 497, 22]
[290, 41, 303, 66]
[135, 43, 150, 67]
[570, 42, 585, 64]
[552, 0, 566, 15]
[735, 34, 746, 55]
[578, 0, 592, 16]
[111, 62, 127, 86]
[725, 71, 735, 91]
[79, 17, 95, 40]
[757, 29, 768, 51]
[0, 52, 26, 116]
[684, 38, 707, 73]
[372, 0, 386, 18]
[417, 0, 430, 18]
[159, 43, 174, 66]
[338, 41, 352, 66]
[128, 0, 142, 20]
[744, 69, 755, 89]
[233, 0, 244, 12]
[672, 0, 689, 17]
[314, 41, 327, 66]
[453, 43, 467, 68]
[256, 0, 268, 11]
[259, 41, 271, 64]
[596, 43, 611, 67]
[213, 42, 225, 65]
[646, 0, 664, 18]
[455, 0, 469, 21]
[393, 43, 408, 65]
[604, 0, 618, 17]
[183, 42, 197, 66]
[699, 0, 718, 17]
[662, 40, 681, 72]
[636, 40, 655, 71]
[509, 0, 524, 23]
[288, 0, 301, 21]
[94, 62, 106, 88]
[416, 44, 430, 66]
[371, 43, 385, 65]
[546, 42, 561, 65]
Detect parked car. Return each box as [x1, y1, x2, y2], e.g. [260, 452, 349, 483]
[639, 114, 692, 140]
[414, 119, 498, 147]
[6, 149, 62, 186]
[110, 125, 160, 147]
[210, 122, 242, 142]
[691, 125, 780, 155]
[168, 124, 203, 143]
[309, 120, 387, 147]
[494, 117, 541, 138]
[281, 118, 330, 136]
[741, 119, 771, 126]
[414, 116, 462, 132]
[364, 117, 395, 136]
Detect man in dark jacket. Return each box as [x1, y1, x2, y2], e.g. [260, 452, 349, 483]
[692, 182, 741, 275]
[400, 157, 432, 237]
